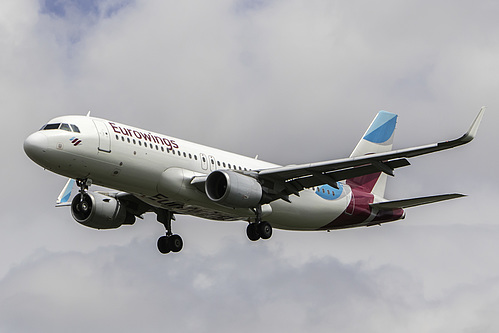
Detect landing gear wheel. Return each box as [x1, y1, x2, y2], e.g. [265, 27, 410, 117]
[157, 234, 183, 254]
[246, 223, 260, 241]
[258, 221, 272, 239]
[156, 209, 183, 254]
[157, 236, 171, 254]
[169, 234, 183, 253]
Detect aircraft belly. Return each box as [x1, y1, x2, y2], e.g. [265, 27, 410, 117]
[136, 193, 253, 221]
[267, 189, 350, 231]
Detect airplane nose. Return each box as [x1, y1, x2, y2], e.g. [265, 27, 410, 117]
[24, 131, 48, 164]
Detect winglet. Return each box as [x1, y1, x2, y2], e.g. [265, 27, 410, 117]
[56, 178, 75, 207]
[461, 106, 485, 143]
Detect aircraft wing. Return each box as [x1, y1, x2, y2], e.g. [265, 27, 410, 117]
[257, 108, 484, 196]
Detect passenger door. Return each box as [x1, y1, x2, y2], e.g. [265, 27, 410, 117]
[93, 120, 111, 153]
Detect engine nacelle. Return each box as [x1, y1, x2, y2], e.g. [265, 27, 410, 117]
[71, 192, 135, 229]
[205, 170, 263, 208]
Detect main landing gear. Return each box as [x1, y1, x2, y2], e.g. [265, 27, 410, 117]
[246, 205, 273, 241]
[156, 209, 183, 254]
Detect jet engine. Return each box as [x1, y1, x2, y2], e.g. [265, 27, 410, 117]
[205, 170, 263, 208]
[71, 192, 135, 229]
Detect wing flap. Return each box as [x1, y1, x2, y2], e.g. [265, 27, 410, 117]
[370, 193, 466, 210]
[281, 158, 411, 189]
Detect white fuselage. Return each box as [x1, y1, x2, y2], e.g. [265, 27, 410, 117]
[25, 115, 357, 231]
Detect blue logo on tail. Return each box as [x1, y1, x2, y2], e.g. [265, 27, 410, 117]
[363, 111, 397, 144]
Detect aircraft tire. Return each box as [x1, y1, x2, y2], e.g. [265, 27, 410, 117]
[157, 236, 171, 254]
[169, 234, 183, 253]
[258, 221, 272, 240]
[246, 223, 260, 241]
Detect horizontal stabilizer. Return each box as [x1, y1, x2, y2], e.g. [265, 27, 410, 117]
[56, 178, 75, 207]
[370, 193, 466, 210]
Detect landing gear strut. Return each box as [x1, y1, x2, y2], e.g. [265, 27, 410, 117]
[76, 178, 91, 196]
[246, 205, 272, 241]
[156, 209, 183, 254]
[73, 178, 92, 218]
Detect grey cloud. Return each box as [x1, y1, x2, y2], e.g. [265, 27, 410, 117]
[0, 240, 426, 333]
[2, 0, 499, 332]
[1, 237, 499, 333]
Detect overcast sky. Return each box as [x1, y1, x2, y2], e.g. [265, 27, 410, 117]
[2, 0, 499, 332]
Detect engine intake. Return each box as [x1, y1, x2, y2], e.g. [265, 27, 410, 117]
[205, 170, 263, 208]
[71, 192, 135, 229]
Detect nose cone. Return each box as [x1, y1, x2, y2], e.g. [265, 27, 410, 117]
[24, 132, 48, 165]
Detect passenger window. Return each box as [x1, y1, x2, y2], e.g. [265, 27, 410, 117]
[70, 124, 80, 133]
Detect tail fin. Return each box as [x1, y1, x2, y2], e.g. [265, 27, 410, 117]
[348, 111, 398, 198]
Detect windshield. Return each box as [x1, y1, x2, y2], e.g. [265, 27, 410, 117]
[41, 123, 80, 133]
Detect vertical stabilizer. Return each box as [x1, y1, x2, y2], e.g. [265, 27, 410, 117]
[348, 111, 398, 198]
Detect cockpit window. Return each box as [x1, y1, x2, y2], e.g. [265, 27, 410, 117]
[41, 123, 81, 132]
[60, 123, 71, 132]
[41, 123, 61, 130]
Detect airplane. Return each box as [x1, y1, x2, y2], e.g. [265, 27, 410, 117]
[24, 108, 484, 254]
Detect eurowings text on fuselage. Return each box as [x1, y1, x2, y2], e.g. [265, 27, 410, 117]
[23, 108, 484, 254]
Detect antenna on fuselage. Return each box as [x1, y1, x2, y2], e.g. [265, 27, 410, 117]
[86, 110, 91, 117]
